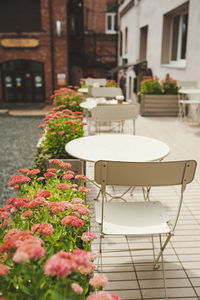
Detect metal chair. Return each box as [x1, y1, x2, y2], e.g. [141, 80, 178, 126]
[91, 87, 122, 99]
[91, 103, 139, 134]
[94, 160, 197, 299]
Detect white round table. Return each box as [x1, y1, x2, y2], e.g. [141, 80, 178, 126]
[65, 134, 170, 163]
[80, 98, 117, 110]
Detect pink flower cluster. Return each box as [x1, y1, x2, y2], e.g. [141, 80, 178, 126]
[44, 249, 89, 277]
[56, 183, 70, 190]
[81, 232, 97, 243]
[8, 174, 30, 187]
[48, 201, 72, 213]
[37, 190, 51, 198]
[32, 223, 54, 236]
[61, 216, 84, 228]
[0, 264, 10, 276]
[89, 275, 108, 289]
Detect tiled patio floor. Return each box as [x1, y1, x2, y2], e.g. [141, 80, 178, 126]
[85, 116, 200, 300]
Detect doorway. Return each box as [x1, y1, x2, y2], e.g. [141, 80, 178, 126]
[1, 60, 45, 102]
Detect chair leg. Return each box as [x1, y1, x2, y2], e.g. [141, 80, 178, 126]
[159, 234, 168, 299]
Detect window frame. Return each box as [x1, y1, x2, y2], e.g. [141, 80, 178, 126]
[106, 12, 117, 34]
[170, 10, 188, 64]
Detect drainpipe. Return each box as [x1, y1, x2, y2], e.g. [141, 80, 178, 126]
[49, 0, 55, 92]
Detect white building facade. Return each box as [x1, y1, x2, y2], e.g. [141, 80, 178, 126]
[118, 0, 200, 104]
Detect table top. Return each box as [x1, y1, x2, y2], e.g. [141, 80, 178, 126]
[65, 134, 170, 163]
[179, 88, 200, 94]
[80, 98, 118, 110]
[78, 88, 88, 93]
[179, 100, 200, 104]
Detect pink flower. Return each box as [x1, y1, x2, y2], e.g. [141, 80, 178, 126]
[38, 124, 46, 128]
[50, 132, 56, 135]
[27, 169, 40, 176]
[37, 190, 51, 198]
[55, 123, 62, 127]
[111, 295, 121, 300]
[73, 204, 90, 215]
[8, 174, 30, 186]
[61, 216, 84, 228]
[71, 283, 83, 294]
[44, 172, 56, 178]
[72, 128, 78, 132]
[58, 131, 65, 134]
[18, 168, 29, 174]
[37, 177, 45, 181]
[59, 162, 72, 169]
[89, 275, 108, 289]
[32, 223, 54, 236]
[47, 168, 57, 173]
[12, 251, 29, 263]
[79, 122, 87, 126]
[78, 186, 90, 193]
[0, 211, 10, 220]
[75, 174, 88, 180]
[48, 202, 66, 213]
[49, 159, 63, 164]
[79, 261, 96, 275]
[63, 174, 74, 180]
[81, 232, 97, 242]
[21, 210, 33, 218]
[72, 197, 83, 204]
[56, 183, 70, 190]
[87, 252, 97, 261]
[0, 264, 10, 276]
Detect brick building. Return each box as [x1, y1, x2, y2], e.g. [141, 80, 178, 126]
[68, 0, 118, 85]
[0, 0, 117, 105]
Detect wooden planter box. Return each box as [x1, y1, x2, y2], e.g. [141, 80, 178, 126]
[47, 158, 86, 176]
[140, 94, 179, 116]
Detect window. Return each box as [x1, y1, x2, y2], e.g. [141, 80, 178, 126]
[119, 31, 123, 56]
[139, 26, 148, 61]
[161, 2, 189, 66]
[125, 27, 128, 54]
[106, 2, 117, 34]
[170, 12, 188, 61]
[0, 0, 41, 32]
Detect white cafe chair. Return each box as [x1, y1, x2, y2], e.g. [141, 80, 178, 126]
[91, 103, 139, 134]
[94, 160, 197, 299]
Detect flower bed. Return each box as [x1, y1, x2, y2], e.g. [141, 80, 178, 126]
[0, 161, 120, 300]
[51, 87, 84, 112]
[35, 106, 87, 172]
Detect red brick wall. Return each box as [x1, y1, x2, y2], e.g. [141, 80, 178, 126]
[0, 0, 68, 104]
[83, 0, 117, 78]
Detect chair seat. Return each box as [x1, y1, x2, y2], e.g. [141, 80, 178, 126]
[95, 201, 170, 235]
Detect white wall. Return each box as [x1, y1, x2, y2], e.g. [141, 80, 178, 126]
[118, 0, 200, 102]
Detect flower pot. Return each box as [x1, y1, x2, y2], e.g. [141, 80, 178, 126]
[140, 94, 179, 116]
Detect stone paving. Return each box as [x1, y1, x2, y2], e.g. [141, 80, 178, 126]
[0, 115, 43, 204]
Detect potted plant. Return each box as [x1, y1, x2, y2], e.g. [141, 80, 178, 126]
[139, 74, 179, 116]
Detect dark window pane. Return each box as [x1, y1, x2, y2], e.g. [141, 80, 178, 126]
[181, 13, 188, 59]
[107, 15, 112, 30]
[171, 15, 180, 60]
[114, 14, 117, 31]
[0, 0, 41, 32]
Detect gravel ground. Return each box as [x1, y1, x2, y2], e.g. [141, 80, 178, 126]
[0, 115, 43, 205]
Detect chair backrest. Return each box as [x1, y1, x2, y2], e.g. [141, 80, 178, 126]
[91, 87, 122, 98]
[85, 78, 106, 87]
[95, 160, 196, 188]
[91, 104, 139, 122]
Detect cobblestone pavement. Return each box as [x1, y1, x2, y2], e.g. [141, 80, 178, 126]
[0, 115, 43, 205]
